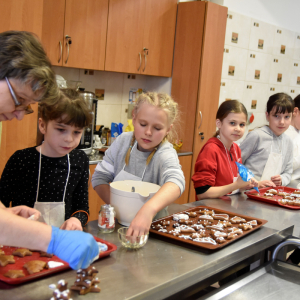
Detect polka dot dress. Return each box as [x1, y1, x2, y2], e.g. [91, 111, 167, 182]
[0, 147, 90, 227]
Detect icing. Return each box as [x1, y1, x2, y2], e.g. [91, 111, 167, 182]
[173, 214, 189, 221]
[193, 237, 217, 245]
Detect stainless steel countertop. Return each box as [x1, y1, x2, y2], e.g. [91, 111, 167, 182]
[0, 201, 293, 300]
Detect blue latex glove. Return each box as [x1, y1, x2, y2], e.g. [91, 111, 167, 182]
[47, 226, 99, 270]
[236, 162, 259, 193]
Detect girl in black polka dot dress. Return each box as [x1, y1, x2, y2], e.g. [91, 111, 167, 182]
[0, 88, 92, 230]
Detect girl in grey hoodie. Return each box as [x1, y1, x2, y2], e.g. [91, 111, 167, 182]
[240, 93, 294, 188]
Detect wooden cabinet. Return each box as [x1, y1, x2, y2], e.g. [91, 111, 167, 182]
[174, 155, 192, 205]
[88, 164, 105, 221]
[42, 0, 108, 70]
[105, 0, 177, 77]
[0, 0, 44, 175]
[171, 2, 227, 202]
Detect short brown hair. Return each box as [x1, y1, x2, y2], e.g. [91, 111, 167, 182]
[38, 88, 93, 128]
[0, 30, 59, 102]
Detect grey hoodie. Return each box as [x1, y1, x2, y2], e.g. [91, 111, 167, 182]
[240, 125, 293, 186]
[92, 132, 185, 194]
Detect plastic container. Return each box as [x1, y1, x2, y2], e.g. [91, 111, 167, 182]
[98, 204, 115, 233]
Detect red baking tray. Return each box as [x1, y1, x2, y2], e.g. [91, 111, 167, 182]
[0, 236, 117, 285]
[150, 206, 267, 250]
[245, 186, 300, 210]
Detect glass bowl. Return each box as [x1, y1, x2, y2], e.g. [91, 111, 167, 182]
[118, 227, 149, 249]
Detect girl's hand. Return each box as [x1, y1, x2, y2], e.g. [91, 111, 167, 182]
[271, 175, 282, 186]
[60, 217, 83, 231]
[236, 176, 251, 189]
[258, 180, 276, 188]
[242, 178, 258, 190]
[126, 209, 153, 238]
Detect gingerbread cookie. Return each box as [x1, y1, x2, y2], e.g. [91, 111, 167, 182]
[215, 237, 226, 244]
[230, 216, 246, 224]
[238, 223, 252, 231]
[267, 189, 277, 195]
[217, 220, 232, 228]
[12, 248, 32, 257]
[71, 266, 100, 295]
[198, 220, 213, 226]
[0, 255, 15, 267]
[178, 219, 193, 225]
[185, 211, 197, 218]
[264, 193, 274, 197]
[193, 237, 217, 245]
[24, 260, 47, 274]
[198, 215, 214, 221]
[213, 214, 229, 221]
[173, 214, 189, 221]
[4, 270, 25, 278]
[40, 251, 53, 258]
[228, 227, 243, 235]
[198, 209, 214, 215]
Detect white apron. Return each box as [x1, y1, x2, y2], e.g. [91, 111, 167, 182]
[34, 146, 70, 228]
[112, 141, 164, 220]
[113, 142, 147, 183]
[261, 136, 283, 181]
[218, 136, 240, 195]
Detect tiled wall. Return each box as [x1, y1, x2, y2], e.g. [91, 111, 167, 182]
[53, 66, 172, 128]
[219, 11, 300, 139]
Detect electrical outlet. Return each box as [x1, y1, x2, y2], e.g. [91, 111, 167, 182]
[84, 70, 88, 75]
[89, 70, 94, 75]
[132, 75, 136, 79]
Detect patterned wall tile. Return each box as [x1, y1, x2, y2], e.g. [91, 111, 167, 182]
[245, 50, 272, 83]
[242, 82, 269, 114]
[96, 104, 122, 127]
[219, 79, 245, 105]
[225, 11, 251, 49]
[221, 46, 248, 80]
[249, 19, 275, 54]
[289, 59, 300, 87]
[269, 56, 292, 86]
[272, 27, 295, 59]
[292, 34, 300, 60]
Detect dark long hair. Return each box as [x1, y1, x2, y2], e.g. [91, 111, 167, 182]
[214, 100, 247, 137]
[266, 93, 293, 115]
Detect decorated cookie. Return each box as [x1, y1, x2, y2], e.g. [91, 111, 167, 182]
[198, 209, 214, 215]
[193, 237, 217, 245]
[12, 248, 32, 257]
[238, 223, 252, 231]
[212, 230, 228, 238]
[0, 255, 15, 267]
[178, 220, 193, 225]
[213, 214, 229, 221]
[264, 193, 274, 197]
[206, 225, 225, 232]
[217, 220, 232, 228]
[178, 235, 192, 240]
[173, 214, 189, 221]
[161, 221, 170, 226]
[215, 237, 226, 244]
[4, 270, 25, 278]
[198, 215, 214, 220]
[198, 220, 213, 226]
[278, 192, 289, 197]
[226, 232, 238, 240]
[191, 224, 204, 231]
[267, 189, 277, 195]
[185, 211, 197, 218]
[230, 216, 246, 224]
[24, 260, 47, 274]
[71, 266, 100, 295]
[228, 227, 243, 235]
[246, 220, 257, 226]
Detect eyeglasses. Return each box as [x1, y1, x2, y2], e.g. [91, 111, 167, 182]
[5, 77, 34, 115]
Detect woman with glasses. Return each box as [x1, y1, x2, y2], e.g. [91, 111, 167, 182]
[0, 31, 99, 270]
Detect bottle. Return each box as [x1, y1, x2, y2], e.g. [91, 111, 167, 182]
[98, 204, 115, 233]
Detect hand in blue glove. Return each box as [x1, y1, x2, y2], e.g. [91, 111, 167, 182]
[47, 226, 99, 270]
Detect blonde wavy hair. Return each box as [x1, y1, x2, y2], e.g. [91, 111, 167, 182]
[125, 92, 179, 165]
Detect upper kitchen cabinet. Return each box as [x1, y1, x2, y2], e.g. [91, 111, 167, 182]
[42, 0, 108, 70]
[0, 0, 43, 36]
[105, 0, 177, 77]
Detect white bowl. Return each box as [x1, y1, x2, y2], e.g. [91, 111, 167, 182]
[110, 180, 160, 226]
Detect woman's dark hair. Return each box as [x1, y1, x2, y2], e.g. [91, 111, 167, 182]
[294, 94, 300, 110]
[214, 100, 247, 137]
[266, 93, 294, 115]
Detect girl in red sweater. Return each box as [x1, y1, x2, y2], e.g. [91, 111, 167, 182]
[192, 100, 257, 199]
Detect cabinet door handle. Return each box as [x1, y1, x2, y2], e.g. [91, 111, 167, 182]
[137, 52, 142, 71]
[58, 41, 62, 63]
[65, 35, 72, 64]
[143, 52, 147, 72]
[143, 48, 148, 72]
[198, 111, 203, 129]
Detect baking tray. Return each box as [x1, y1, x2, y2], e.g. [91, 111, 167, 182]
[150, 206, 267, 250]
[245, 186, 300, 210]
[0, 236, 117, 285]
